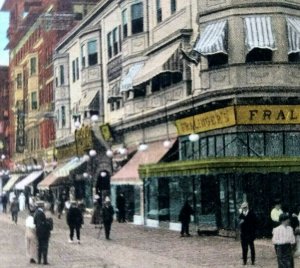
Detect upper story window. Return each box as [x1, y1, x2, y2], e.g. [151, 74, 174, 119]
[107, 32, 113, 59]
[81, 44, 86, 68]
[72, 58, 79, 82]
[30, 57, 37, 75]
[122, 9, 128, 39]
[113, 28, 119, 55]
[31, 92, 38, 110]
[156, 0, 162, 23]
[16, 73, 22, 89]
[87, 40, 98, 66]
[131, 2, 144, 34]
[61, 106, 66, 127]
[171, 0, 176, 14]
[60, 65, 65, 85]
[246, 48, 272, 63]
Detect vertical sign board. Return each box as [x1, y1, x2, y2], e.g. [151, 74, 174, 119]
[16, 101, 25, 153]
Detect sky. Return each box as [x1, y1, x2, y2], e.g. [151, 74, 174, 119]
[0, 0, 9, 66]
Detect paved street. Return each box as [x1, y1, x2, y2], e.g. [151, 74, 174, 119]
[0, 212, 299, 268]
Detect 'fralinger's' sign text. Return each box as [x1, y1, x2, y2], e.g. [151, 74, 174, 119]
[176, 105, 300, 135]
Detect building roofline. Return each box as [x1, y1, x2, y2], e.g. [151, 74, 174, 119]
[55, 0, 113, 51]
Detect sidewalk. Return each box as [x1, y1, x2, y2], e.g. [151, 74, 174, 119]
[0, 211, 298, 268]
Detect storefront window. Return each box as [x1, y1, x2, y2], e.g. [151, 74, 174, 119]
[224, 134, 237, 156]
[237, 133, 248, 156]
[266, 132, 283, 156]
[200, 138, 208, 158]
[216, 135, 224, 157]
[145, 178, 158, 220]
[158, 178, 170, 221]
[249, 133, 264, 157]
[285, 132, 300, 156]
[208, 136, 215, 157]
[134, 185, 141, 215]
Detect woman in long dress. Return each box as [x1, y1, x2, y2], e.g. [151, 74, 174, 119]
[25, 210, 37, 264]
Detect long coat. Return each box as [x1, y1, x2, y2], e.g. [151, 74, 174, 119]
[102, 205, 114, 224]
[179, 203, 194, 224]
[239, 210, 257, 241]
[67, 207, 83, 228]
[25, 216, 37, 259]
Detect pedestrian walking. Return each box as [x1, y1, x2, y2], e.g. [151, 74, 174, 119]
[67, 201, 84, 244]
[116, 193, 126, 223]
[34, 201, 53, 265]
[239, 202, 257, 265]
[271, 200, 283, 229]
[10, 197, 19, 224]
[1, 192, 8, 213]
[102, 197, 114, 240]
[19, 192, 26, 211]
[25, 210, 37, 264]
[179, 201, 194, 237]
[272, 213, 296, 268]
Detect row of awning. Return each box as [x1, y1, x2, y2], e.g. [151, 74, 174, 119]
[193, 16, 300, 56]
[1, 157, 89, 192]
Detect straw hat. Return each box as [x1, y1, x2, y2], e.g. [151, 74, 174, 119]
[105, 196, 111, 203]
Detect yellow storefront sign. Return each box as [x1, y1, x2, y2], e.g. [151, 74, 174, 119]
[236, 105, 300, 125]
[176, 105, 300, 135]
[175, 106, 236, 135]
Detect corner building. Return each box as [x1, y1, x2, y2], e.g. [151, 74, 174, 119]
[139, 0, 300, 236]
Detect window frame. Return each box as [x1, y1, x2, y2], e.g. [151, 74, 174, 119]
[30, 57, 37, 75]
[171, 0, 177, 14]
[112, 27, 119, 56]
[16, 73, 23, 89]
[87, 40, 98, 66]
[59, 65, 65, 85]
[31, 91, 38, 110]
[156, 0, 162, 23]
[131, 2, 144, 35]
[122, 9, 128, 39]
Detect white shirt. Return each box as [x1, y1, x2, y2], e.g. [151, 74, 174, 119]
[272, 225, 296, 245]
[25, 216, 35, 229]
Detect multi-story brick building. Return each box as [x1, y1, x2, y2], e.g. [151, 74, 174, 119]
[1, 0, 98, 168]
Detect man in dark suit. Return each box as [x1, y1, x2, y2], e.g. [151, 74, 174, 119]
[34, 201, 52, 265]
[239, 202, 257, 265]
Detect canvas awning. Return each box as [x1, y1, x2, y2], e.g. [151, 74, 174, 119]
[120, 62, 144, 92]
[15, 171, 43, 190]
[286, 17, 300, 54]
[194, 20, 227, 55]
[133, 42, 181, 87]
[79, 90, 99, 111]
[3, 174, 23, 192]
[244, 16, 276, 52]
[111, 139, 176, 184]
[38, 157, 88, 190]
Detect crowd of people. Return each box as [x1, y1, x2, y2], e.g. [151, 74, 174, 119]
[0, 190, 117, 265]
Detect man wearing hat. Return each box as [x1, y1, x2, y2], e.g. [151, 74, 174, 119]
[239, 202, 257, 265]
[272, 213, 296, 268]
[102, 196, 114, 240]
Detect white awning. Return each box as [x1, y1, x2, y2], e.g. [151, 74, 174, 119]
[15, 171, 43, 190]
[194, 20, 227, 55]
[133, 42, 180, 87]
[244, 16, 276, 51]
[3, 174, 23, 192]
[120, 62, 144, 92]
[79, 90, 99, 111]
[286, 17, 300, 54]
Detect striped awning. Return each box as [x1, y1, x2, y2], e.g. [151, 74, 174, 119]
[286, 17, 300, 54]
[194, 20, 227, 55]
[120, 62, 144, 92]
[15, 171, 43, 190]
[244, 16, 276, 51]
[3, 174, 23, 192]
